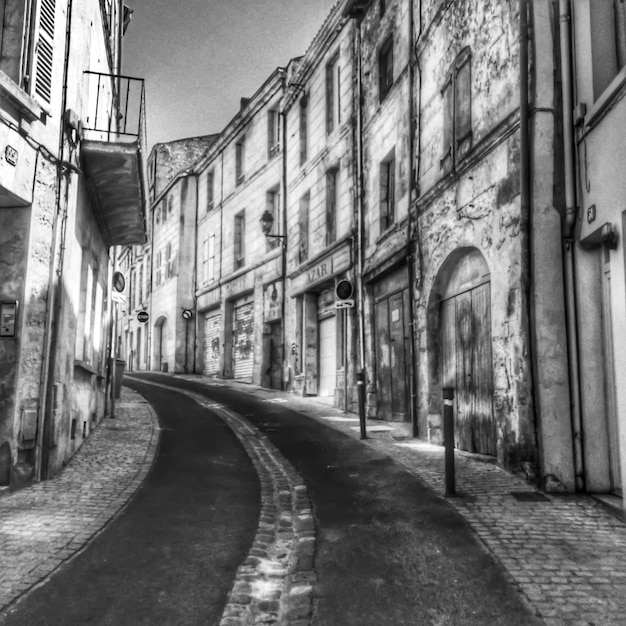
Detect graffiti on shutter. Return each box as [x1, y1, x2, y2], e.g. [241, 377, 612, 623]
[233, 302, 254, 380]
[204, 313, 221, 376]
[34, 0, 56, 104]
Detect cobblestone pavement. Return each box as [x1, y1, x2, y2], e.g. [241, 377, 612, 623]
[0, 387, 158, 615]
[175, 374, 626, 626]
[3, 375, 626, 626]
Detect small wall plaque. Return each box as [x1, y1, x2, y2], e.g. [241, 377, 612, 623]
[0, 301, 18, 337]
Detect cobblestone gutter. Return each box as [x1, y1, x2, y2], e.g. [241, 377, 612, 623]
[151, 385, 317, 626]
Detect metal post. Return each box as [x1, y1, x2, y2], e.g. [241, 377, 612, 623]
[357, 369, 367, 440]
[443, 387, 455, 496]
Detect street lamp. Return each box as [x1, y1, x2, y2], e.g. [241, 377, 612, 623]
[259, 209, 286, 246]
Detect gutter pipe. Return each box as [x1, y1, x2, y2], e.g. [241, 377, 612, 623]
[559, 0, 585, 491]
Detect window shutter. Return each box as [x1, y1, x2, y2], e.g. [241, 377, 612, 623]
[441, 74, 454, 172]
[455, 54, 472, 159]
[33, 0, 56, 104]
[326, 61, 334, 134]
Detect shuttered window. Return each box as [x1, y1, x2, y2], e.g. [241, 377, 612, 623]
[299, 96, 308, 165]
[32, 0, 56, 105]
[379, 151, 395, 231]
[326, 169, 338, 246]
[441, 47, 472, 173]
[379, 35, 394, 102]
[326, 53, 340, 134]
[234, 211, 245, 269]
[268, 110, 280, 158]
[299, 191, 310, 264]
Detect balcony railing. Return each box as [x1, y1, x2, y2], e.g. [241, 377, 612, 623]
[80, 71, 147, 247]
[82, 71, 146, 144]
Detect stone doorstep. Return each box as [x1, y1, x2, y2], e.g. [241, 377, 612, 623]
[591, 493, 624, 521]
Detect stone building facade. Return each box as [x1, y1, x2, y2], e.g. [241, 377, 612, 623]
[119, 0, 625, 506]
[0, 0, 146, 488]
[194, 69, 287, 386]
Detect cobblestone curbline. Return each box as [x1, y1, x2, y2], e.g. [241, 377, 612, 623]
[0, 389, 159, 615]
[142, 382, 317, 626]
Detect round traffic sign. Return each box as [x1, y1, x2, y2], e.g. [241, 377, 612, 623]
[113, 271, 126, 293]
[182, 309, 193, 320]
[137, 311, 149, 323]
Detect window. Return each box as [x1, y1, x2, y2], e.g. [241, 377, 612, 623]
[590, 1, 626, 98]
[75, 257, 101, 365]
[138, 263, 144, 305]
[146, 254, 151, 295]
[380, 0, 386, 16]
[206, 170, 215, 211]
[130, 270, 136, 310]
[299, 191, 310, 264]
[156, 251, 162, 286]
[266, 189, 281, 251]
[326, 168, 338, 245]
[234, 211, 245, 269]
[166, 242, 175, 278]
[299, 95, 308, 165]
[441, 48, 472, 173]
[268, 110, 280, 158]
[24, 0, 57, 105]
[379, 36, 394, 102]
[326, 53, 341, 133]
[380, 151, 396, 230]
[236, 138, 245, 185]
[208, 234, 216, 282]
[168, 194, 174, 215]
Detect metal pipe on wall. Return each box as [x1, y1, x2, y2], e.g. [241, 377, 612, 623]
[559, 0, 586, 492]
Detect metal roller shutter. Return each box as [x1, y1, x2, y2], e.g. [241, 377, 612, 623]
[204, 313, 221, 376]
[233, 302, 254, 380]
[318, 316, 336, 397]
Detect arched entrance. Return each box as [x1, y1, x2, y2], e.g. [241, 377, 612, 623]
[429, 248, 495, 456]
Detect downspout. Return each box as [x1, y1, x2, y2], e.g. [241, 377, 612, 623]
[406, 0, 419, 438]
[353, 18, 367, 439]
[518, 0, 540, 473]
[280, 74, 288, 390]
[192, 172, 199, 373]
[37, 0, 74, 481]
[559, 0, 585, 491]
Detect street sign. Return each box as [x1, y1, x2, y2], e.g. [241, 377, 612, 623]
[113, 271, 126, 293]
[336, 299, 354, 309]
[182, 309, 193, 320]
[111, 291, 126, 304]
[137, 311, 149, 323]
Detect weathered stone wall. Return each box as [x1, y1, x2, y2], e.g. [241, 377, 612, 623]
[414, 0, 541, 472]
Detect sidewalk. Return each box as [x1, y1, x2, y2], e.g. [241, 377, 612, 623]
[2, 374, 626, 626]
[177, 374, 626, 626]
[0, 387, 158, 617]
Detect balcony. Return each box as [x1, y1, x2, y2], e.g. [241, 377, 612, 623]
[80, 71, 147, 247]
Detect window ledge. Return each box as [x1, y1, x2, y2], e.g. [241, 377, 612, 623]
[0, 71, 41, 123]
[74, 360, 100, 376]
[587, 65, 626, 130]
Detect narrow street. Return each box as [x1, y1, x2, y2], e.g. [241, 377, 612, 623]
[2, 374, 540, 625]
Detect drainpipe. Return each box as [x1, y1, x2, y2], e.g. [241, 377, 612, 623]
[192, 172, 199, 373]
[518, 0, 541, 470]
[406, 0, 419, 438]
[353, 19, 367, 439]
[37, 0, 74, 481]
[559, 0, 585, 491]
[280, 77, 288, 390]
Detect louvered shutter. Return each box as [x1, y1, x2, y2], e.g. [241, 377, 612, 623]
[32, 0, 56, 105]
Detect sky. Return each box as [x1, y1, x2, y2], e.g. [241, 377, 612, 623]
[122, 0, 338, 151]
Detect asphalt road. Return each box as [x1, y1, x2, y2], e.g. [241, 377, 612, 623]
[131, 374, 541, 626]
[1, 383, 259, 626]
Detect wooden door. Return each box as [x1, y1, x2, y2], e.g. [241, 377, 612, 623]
[442, 282, 495, 455]
[375, 289, 410, 422]
[269, 321, 283, 390]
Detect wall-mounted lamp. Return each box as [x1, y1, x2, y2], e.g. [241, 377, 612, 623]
[260, 210, 286, 246]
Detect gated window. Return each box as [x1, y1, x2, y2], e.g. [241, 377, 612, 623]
[379, 36, 394, 102]
[234, 211, 245, 269]
[326, 52, 341, 133]
[326, 168, 338, 245]
[299, 191, 310, 264]
[379, 150, 396, 231]
[441, 47, 472, 173]
[268, 110, 280, 158]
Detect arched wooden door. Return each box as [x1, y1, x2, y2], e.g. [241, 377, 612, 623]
[441, 251, 495, 456]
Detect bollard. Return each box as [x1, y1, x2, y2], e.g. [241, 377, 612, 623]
[357, 369, 367, 440]
[442, 387, 456, 496]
